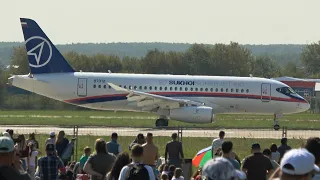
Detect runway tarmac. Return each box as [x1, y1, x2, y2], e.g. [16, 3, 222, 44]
[0, 125, 318, 139]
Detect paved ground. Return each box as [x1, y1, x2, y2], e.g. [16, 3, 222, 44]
[0, 125, 318, 139]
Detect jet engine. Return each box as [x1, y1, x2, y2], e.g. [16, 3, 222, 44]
[170, 106, 216, 123]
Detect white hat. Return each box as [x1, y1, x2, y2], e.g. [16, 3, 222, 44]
[202, 157, 246, 180]
[280, 148, 320, 175]
[49, 131, 55, 136]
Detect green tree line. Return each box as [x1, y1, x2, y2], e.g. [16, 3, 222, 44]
[1, 41, 320, 110]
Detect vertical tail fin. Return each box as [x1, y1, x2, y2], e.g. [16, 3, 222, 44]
[20, 18, 75, 74]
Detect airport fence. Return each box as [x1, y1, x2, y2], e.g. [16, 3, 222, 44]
[1, 125, 319, 161]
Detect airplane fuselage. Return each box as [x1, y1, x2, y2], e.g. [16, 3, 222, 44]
[9, 72, 310, 115]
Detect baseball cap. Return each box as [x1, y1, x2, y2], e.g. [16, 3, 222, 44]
[46, 143, 55, 152]
[280, 148, 320, 175]
[2, 132, 10, 138]
[202, 157, 246, 180]
[0, 136, 14, 153]
[49, 131, 55, 136]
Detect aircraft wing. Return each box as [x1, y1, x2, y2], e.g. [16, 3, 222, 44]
[108, 83, 204, 111]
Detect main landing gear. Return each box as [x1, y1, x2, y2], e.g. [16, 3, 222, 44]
[273, 113, 281, 131]
[155, 118, 169, 127]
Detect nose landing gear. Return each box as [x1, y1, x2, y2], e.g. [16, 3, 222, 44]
[273, 113, 282, 130]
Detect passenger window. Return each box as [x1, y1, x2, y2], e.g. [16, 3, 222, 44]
[185, 87, 188, 91]
[144, 86, 147, 90]
[200, 88, 203, 91]
[170, 87, 173, 91]
[93, 85, 96, 88]
[134, 86, 137, 90]
[129, 86, 132, 89]
[149, 86, 152, 90]
[164, 87, 167, 91]
[210, 88, 213, 92]
[205, 88, 208, 92]
[236, 89, 239, 93]
[231, 88, 233, 92]
[246, 89, 249, 93]
[139, 86, 142, 90]
[180, 87, 182, 91]
[241, 89, 244, 93]
[109, 85, 111, 89]
[190, 87, 193, 91]
[221, 88, 224, 92]
[215, 88, 218, 92]
[174, 87, 177, 91]
[119, 85, 122, 87]
[195, 88, 198, 91]
[226, 88, 228, 92]
[155, 87, 157, 90]
[98, 85, 101, 88]
[103, 85, 106, 89]
[160, 87, 162, 91]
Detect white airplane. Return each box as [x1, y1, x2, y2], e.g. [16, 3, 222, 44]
[8, 18, 310, 130]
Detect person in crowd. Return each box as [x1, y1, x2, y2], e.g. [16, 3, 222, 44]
[60, 138, 76, 166]
[202, 157, 246, 180]
[118, 144, 155, 180]
[158, 163, 165, 175]
[45, 131, 56, 147]
[26, 133, 39, 149]
[79, 146, 91, 173]
[0, 136, 31, 180]
[106, 152, 130, 180]
[37, 143, 64, 180]
[278, 138, 291, 161]
[221, 141, 241, 170]
[27, 142, 42, 180]
[269, 148, 319, 180]
[270, 143, 280, 163]
[162, 164, 169, 176]
[106, 132, 122, 156]
[211, 130, 225, 158]
[165, 133, 184, 168]
[304, 137, 320, 180]
[262, 148, 279, 175]
[55, 131, 69, 158]
[6, 129, 16, 142]
[191, 168, 202, 180]
[142, 133, 159, 174]
[242, 143, 273, 180]
[160, 173, 168, 180]
[172, 168, 184, 180]
[168, 165, 176, 179]
[83, 138, 116, 180]
[16, 134, 29, 171]
[129, 133, 145, 150]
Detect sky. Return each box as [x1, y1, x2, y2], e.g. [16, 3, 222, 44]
[2, 0, 320, 44]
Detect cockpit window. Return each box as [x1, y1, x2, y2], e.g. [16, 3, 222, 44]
[276, 87, 296, 95]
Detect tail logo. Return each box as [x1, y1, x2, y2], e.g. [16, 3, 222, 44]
[25, 36, 52, 68]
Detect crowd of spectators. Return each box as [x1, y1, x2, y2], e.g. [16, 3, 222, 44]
[0, 129, 319, 180]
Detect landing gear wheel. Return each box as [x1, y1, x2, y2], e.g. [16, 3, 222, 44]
[155, 119, 169, 127]
[274, 124, 280, 131]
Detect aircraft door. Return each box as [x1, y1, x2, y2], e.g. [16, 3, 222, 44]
[77, 78, 87, 97]
[261, 83, 271, 102]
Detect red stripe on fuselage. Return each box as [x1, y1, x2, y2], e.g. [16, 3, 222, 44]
[64, 92, 307, 104]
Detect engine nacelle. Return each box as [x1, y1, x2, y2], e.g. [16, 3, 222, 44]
[170, 106, 216, 123]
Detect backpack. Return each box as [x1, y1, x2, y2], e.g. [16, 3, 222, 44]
[125, 164, 150, 180]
